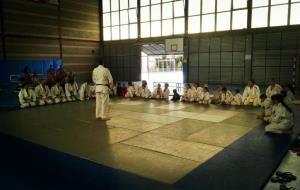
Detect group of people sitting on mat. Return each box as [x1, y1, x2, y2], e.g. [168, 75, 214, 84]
[18, 65, 96, 109]
[112, 78, 296, 134]
[18, 65, 295, 134]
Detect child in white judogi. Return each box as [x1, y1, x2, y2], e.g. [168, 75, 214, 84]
[79, 82, 92, 101]
[264, 94, 293, 134]
[125, 82, 135, 98]
[19, 83, 36, 108]
[65, 79, 78, 101]
[162, 83, 170, 99]
[212, 85, 222, 104]
[198, 87, 211, 104]
[152, 83, 163, 99]
[35, 81, 53, 105]
[283, 84, 295, 101]
[181, 84, 194, 102]
[51, 82, 67, 103]
[136, 81, 151, 98]
[231, 89, 243, 106]
[195, 83, 203, 101]
[221, 87, 233, 105]
[242, 80, 260, 106]
[266, 79, 282, 99]
[257, 94, 272, 120]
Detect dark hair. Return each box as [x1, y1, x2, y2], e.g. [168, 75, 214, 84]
[280, 90, 287, 98]
[204, 87, 209, 92]
[260, 94, 267, 99]
[235, 89, 240, 93]
[248, 79, 255, 83]
[271, 94, 292, 113]
[173, 89, 177, 93]
[221, 87, 227, 92]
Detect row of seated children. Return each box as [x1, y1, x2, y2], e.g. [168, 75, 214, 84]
[18, 79, 96, 108]
[112, 81, 170, 99]
[180, 79, 295, 107]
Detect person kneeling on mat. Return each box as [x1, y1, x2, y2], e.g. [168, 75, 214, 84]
[264, 94, 294, 134]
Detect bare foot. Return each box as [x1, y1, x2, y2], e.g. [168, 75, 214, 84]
[101, 117, 112, 121]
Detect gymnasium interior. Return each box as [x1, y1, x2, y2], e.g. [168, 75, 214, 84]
[1, 0, 300, 190]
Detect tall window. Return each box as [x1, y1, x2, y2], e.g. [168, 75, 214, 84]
[188, 0, 247, 34]
[290, 0, 300, 25]
[103, 0, 138, 41]
[251, 0, 292, 28]
[140, 0, 185, 38]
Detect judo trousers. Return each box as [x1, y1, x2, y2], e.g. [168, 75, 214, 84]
[96, 92, 110, 119]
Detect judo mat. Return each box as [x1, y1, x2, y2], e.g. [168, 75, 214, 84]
[0, 98, 299, 190]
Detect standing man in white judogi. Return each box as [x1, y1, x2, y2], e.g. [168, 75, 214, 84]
[92, 63, 113, 121]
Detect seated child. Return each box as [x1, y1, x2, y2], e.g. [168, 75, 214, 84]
[231, 89, 243, 106]
[79, 81, 92, 101]
[65, 78, 78, 101]
[198, 87, 211, 105]
[19, 83, 36, 108]
[257, 94, 272, 120]
[152, 83, 163, 99]
[181, 84, 193, 102]
[125, 82, 135, 98]
[171, 89, 180, 102]
[264, 94, 294, 134]
[35, 80, 53, 105]
[136, 80, 151, 98]
[211, 85, 222, 104]
[162, 83, 170, 99]
[220, 87, 233, 105]
[51, 82, 67, 103]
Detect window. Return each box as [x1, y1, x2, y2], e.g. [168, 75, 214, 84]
[102, 0, 138, 41]
[252, 0, 292, 28]
[141, 0, 185, 38]
[290, 1, 300, 25]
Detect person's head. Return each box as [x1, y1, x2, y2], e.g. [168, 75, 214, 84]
[247, 79, 255, 87]
[260, 94, 267, 102]
[186, 83, 191, 89]
[281, 90, 287, 98]
[204, 87, 209, 92]
[128, 81, 133, 86]
[157, 83, 161, 88]
[195, 83, 200, 87]
[142, 80, 147, 87]
[173, 89, 177, 94]
[284, 84, 295, 94]
[271, 94, 283, 105]
[165, 83, 169, 88]
[270, 78, 276, 87]
[221, 87, 227, 93]
[216, 85, 222, 91]
[22, 83, 29, 89]
[235, 89, 240, 94]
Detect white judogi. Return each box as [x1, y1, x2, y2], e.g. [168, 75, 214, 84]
[19, 88, 36, 108]
[35, 84, 53, 105]
[181, 88, 194, 102]
[89, 85, 96, 98]
[287, 90, 295, 101]
[65, 82, 78, 101]
[162, 88, 170, 99]
[125, 86, 135, 98]
[231, 93, 243, 106]
[213, 90, 222, 104]
[139, 87, 151, 98]
[92, 65, 113, 119]
[221, 91, 233, 104]
[79, 82, 91, 101]
[152, 87, 162, 99]
[198, 91, 211, 104]
[264, 103, 293, 134]
[242, 85, 260, 106]
[195, 87, 203, 101]
[51, 84, 67, 103]
[260, 98, 272, 116]
[266, 84, 282, 98]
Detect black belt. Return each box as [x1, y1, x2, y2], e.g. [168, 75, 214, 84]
[96, 84, 109, 87]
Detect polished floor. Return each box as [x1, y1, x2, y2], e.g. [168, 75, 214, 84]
[0, 98, 262, 184]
